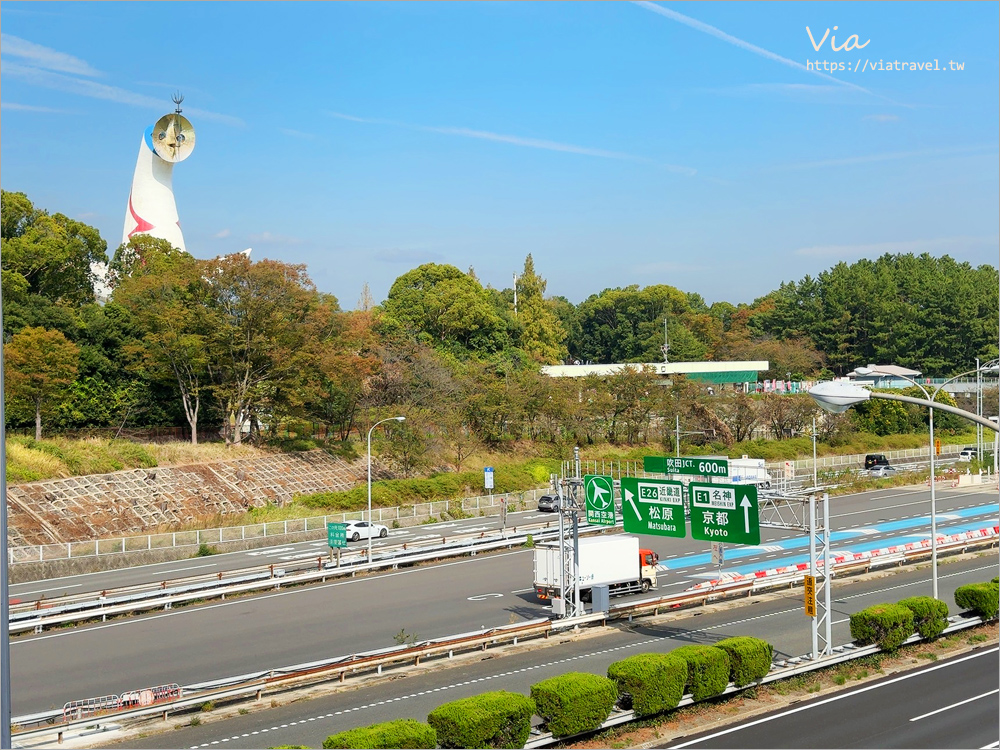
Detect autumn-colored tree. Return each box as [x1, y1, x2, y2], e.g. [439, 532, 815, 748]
[4, 326, 80, 439]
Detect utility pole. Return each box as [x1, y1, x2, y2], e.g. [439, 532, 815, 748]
[513, 273, 518, 318]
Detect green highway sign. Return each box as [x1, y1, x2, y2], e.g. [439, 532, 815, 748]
[643, 456, 729, 477]
[620, 477, 686, 538]
[327, 522, 348, 548]
[689, 482, 759, 545]
[583, 474, 616, 526]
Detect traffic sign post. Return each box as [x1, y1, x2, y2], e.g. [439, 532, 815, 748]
[643, 456, 729, 477]
[484, 466, 494, 490]
[689, 482, 760, 545]
[327, 522, 347, 566]
[803, 574, 816, 617]
[583, 474, 616, 526]
[620, 477, 685, 537]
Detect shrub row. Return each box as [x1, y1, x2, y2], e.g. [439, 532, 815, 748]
[955, 580, 1000, 621]
[852, 579, 998, 652]
[322, 636, 775, 747]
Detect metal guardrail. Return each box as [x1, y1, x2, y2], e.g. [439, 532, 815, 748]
[10, 520, 601, 634]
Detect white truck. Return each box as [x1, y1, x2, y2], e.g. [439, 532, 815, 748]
[533, 535, 659, 603]
[727, 456, 772, 490]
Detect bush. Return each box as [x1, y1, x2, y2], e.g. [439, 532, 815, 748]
[898, 596, 949, 640]
[607, 653, 687, 717]
[850, 604, 915, 651]
[530, 672, 617, 737]
[323, 719, 436, 749]
[954, 581, 1000, 621]
[714, 636, 774, 687]
[671, 645, 731, 701]
[427, 691, 535, 749]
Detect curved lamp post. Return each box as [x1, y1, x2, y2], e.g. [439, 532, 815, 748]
[367, 416, 405, 560]
[809, 368, 999, 600]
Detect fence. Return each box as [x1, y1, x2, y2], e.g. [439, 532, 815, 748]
[8, 488, 547, 565]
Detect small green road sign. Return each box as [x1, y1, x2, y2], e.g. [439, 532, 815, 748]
[327, 522, 348, 548]
[643, 456, 729, 477]
[689, 482, 759, 545]
[620, 477, 686, 538]
[583, 474, 616, 526]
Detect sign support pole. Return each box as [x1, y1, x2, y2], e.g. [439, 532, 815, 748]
[823, 492, 832, 654]
[809, 495, 818, 660]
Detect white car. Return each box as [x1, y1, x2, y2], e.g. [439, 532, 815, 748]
[958, 448, 977, 462]
[867, 465, 897, 478]
[343, 520, 388, 541]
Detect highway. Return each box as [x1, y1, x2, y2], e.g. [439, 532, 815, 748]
[7, 486, 997, 716]
[95, 557, 999, 749]
[667, 647, 999, 749]
[10, 484, 997, 601]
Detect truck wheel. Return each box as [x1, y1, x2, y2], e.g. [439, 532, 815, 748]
[640, 580, 651, 593]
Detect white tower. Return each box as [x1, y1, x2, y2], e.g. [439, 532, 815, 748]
[122, 94, 195, 252]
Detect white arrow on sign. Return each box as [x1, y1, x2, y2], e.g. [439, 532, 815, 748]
[740, 494, 752, 533]
[624, 488, 641, 520]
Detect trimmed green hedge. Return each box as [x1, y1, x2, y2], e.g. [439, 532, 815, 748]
[850, 603, 914, 651]
[530, 672, 617, 737]
[323, 719, 435, 749]
[954, 581, 1000, 621]
[607, 653, 687, 717]
[897, 596, 949, 640]
[714, 636, 774, 687]
[671, 645, 731, 701]
[427, 691, 535, 749]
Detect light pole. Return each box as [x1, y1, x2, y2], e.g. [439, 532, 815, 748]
[809, 369, 999, 601]
[367, 416, 405, 560]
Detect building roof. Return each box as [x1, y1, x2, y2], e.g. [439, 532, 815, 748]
[540, 361, 769, 384]
[847, 364, 922, 378]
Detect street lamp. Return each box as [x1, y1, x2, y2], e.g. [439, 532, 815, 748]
[809, 369, 999, 601]
[367, 416, 405, 560]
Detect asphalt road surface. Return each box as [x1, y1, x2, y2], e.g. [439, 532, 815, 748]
[96, 557, 999, 750]
[666, 647, 1000, 749]
[8, 486, 997, 716]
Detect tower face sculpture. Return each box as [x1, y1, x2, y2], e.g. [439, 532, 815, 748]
[122, 95, 196, 252]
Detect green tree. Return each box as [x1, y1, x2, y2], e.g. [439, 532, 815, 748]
[514, 255, 566, 364]
[4, 327, 80, 439]
[1, 190, 107, 307]
[381, 263, 510, 358]
[203, 254, 332, 445]
[114, 246, 212, 443]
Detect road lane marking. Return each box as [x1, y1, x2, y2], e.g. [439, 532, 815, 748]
[909, 689, 999, 721]
[13, 583, 82, 596]
[158, 563, 218, 574]
[669, 648, 999, 748]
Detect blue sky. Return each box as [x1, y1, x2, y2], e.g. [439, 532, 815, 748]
[2, 1, 998, 309]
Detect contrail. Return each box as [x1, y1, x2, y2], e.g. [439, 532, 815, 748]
[632, 2, 877, 97]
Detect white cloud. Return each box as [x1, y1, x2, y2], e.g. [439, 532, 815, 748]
[864, 114, 900, 123]
[0, 101, 74, 113]
[0, 34, 102, 76]
[214, 228, 231, 239]
[327, 111, 697, 175]
[0, 60, 245, 126]
[770, 144, 996, 171]
[247, 231, 304, 245]
[280, 128, 316, 140]
[794, 235, 998, 258]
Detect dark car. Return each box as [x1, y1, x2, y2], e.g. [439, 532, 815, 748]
[537, 494, 559, 512]
[864, 454, 890, 470]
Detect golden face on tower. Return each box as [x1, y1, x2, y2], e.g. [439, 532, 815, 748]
[151, 113, 196, 163]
